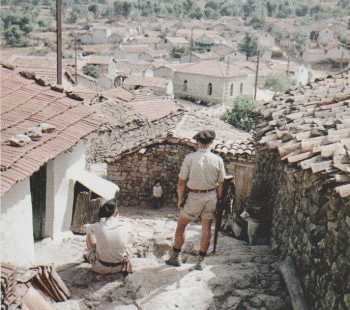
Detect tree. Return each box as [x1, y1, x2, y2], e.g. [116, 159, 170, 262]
[223, 96, 256, 132]
[113, 0, 132, 17]
[242, 0, 256, 18]
[4, 25, 26, 46]
[83, 64, 99, 79]
[88, 4, 100, 18]
[265, 1, 277, 17]
[295, 5, 309, 16]
[239, 33, 258, 60]
[67, 10, 78, 23]
[294, 32, 308, 58]
[264, 74, 295, 92]
[249, 16, 264, 29]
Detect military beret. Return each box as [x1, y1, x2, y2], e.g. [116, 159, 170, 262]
[193, 130, 216, 144]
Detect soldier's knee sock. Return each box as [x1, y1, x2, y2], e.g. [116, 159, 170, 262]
[173, 246, 181, 254]
[199, 251, 206, 257]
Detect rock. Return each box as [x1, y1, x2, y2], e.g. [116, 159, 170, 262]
[96, 304, 138, 310]
[54, 300, 87, 310]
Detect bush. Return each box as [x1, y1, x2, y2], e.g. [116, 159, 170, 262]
[264, 75, 295, 92]
[82, 64, 100, 79]
[223, 96, 256, 132]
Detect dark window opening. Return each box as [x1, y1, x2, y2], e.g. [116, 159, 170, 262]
[208, 82, 213, 96]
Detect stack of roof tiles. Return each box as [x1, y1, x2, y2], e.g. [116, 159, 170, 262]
[0, 67, 101, 196]
[255, 69, 350, 198]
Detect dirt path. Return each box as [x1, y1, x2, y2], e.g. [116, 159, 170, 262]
[36, 207, 291, 310]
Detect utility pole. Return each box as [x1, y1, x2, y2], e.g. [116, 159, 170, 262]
[286, 38, 290, 76]
[74, 34, 78, 84]
[254, 50, 260, 100]
[189, 27, 193, 63]
[56, 0, 63, 85]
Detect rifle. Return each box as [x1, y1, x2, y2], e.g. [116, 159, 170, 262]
[212, 198, 224, 254]
[212, 175, 235, 254]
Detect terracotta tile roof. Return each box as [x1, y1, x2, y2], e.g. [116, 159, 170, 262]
[0, 67, 102, 196]
[255, 69, 350, 198]
[172, 112, 255, 158]
[126, 97, 184, 122]
[101, 87, 135, 102]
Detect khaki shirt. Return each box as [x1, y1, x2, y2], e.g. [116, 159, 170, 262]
[179, 148, 226, 190]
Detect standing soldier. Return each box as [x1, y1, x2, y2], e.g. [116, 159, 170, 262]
[166, 130, 226, 270]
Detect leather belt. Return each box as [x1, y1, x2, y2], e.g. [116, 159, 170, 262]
[98, 259, 122, 267]
[188, 188, 217, 193]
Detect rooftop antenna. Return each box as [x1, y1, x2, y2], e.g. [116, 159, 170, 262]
[56, 0, 63, 85]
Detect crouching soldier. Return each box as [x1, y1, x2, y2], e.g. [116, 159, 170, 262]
[85, 200, 132, 275]
[166, 130, 226, 270]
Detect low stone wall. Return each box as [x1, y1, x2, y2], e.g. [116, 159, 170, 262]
[107, 142, 255, 210]
[251, 149, 350, 310]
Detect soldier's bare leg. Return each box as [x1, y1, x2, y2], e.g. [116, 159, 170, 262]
[166, 215, 190, 266]
[200, 218, 213, 253]
[174, 215, 191, 249]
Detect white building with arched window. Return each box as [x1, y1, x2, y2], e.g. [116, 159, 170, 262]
[172, 60, 254, 105]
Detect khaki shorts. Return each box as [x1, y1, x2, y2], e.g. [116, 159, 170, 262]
[181, 191, 217, 221]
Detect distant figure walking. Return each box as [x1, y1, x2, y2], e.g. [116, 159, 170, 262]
[152, 179, 163, 209]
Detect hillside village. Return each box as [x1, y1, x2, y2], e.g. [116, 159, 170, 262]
[1, 1, 350, 310]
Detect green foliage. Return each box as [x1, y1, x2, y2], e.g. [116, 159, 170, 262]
[4, 25, 26, 46]
[67, 10, 78, 23]
[294, 32, 308, 57]
[113, 0, 132, 17]
[223, 96, 256, 132]
[1, 12, 34, 46]
[239, 33, 258, 60]
[264, 75, 295, 92]
[171, 47, 186, 58]
[248, 16, 264, 29]
[83, 64, 100, 79]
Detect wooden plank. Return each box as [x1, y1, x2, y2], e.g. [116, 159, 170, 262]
[301, 136, 325, 152]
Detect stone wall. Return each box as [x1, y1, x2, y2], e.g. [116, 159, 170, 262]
[108, 143, 195, 208]
[107, 142, 256, 210]
[251, 148, 350, 310]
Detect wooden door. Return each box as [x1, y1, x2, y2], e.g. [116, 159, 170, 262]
[30, 164, 47, 241]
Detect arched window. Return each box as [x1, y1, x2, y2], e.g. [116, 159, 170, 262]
[230, 83, 234, 96]
[240, 82, 243, 95]
[183, 80, 188, 92]
[208, 82, 213, 96]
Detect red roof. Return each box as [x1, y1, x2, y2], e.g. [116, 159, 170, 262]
[0, 67, 101, 196]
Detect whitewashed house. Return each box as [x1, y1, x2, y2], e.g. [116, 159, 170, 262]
[172, 60, 254, 105]
[80, 27, 112, 45]
[0, 67, 118, 266]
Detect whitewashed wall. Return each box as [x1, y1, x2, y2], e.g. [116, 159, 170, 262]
[0, 178, 35, 266]
[45, 143, 87, 240]
[173, 72, 254, 104]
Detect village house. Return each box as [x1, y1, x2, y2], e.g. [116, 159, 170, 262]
[83, 55, 116, 76]
[165, 37, 190, 50]
[0, 67, 119, 267]
[115, 45, 150, 62]
[190, 51, 220, 62]
[252, 69, 350, 310]
[123, 75, 174, 97]
[105, 111, 255, 211]
[79, 26, 112, 45]
[172, 60, 255, 105]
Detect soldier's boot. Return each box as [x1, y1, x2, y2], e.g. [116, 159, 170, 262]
[165, 247, 181, 267]
[193, 252, 206, 271]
